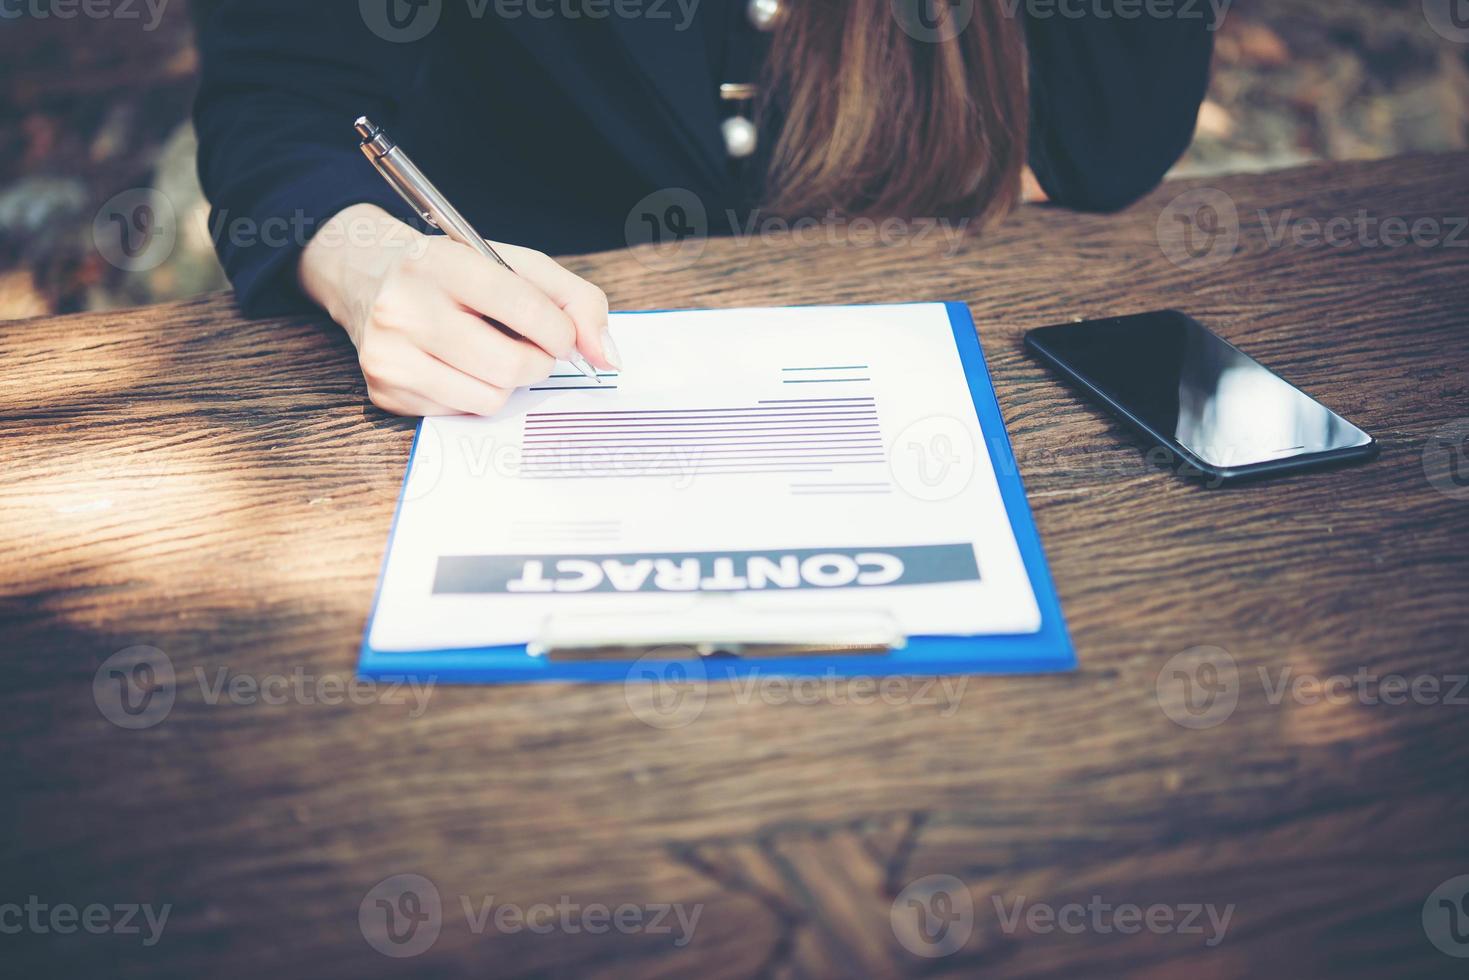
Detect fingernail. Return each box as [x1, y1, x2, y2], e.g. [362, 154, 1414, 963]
[600, 326, 623, 371]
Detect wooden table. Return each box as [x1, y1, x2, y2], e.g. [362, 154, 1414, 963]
[3, 154, 1467, 978]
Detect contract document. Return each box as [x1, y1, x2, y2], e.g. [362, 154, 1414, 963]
[359, 304, 1072, 682]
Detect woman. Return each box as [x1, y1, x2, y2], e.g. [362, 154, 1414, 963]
[194, 0, 1213, 417]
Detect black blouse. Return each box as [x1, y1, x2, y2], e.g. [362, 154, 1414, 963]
[194, 0, 1214, 314]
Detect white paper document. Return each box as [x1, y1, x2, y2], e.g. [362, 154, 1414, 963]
[368, 304, 1041, 652]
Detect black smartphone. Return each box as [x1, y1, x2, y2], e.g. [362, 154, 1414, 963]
[1024, 311, 1378, 484]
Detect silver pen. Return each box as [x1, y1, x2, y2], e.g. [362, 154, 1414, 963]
[354, 116, 601, 383]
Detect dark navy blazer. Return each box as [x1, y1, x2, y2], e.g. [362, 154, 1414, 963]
[194, 0, 1214, 314]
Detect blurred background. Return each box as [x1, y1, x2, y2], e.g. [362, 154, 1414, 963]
[1, 0, 1466, 321]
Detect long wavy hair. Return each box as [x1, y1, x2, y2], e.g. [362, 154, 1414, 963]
[758, 0, 1028, 227]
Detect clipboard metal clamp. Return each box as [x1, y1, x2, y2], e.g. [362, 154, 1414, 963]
[528, 596, 907, 662]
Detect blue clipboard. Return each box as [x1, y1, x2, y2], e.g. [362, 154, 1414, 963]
[358, 302, 1074, 682]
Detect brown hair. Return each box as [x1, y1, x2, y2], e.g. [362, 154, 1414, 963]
[758, 0, 1028, 227]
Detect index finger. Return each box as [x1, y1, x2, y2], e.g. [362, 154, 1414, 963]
[423, 240, 578, 360]
[494, 244, 619, 372]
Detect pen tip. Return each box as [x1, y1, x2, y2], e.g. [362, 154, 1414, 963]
[569, 352, 600, 383]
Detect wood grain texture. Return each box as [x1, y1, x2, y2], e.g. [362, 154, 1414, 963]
[2, 153, 1467, 979]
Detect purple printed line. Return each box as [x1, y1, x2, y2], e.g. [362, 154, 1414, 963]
[523, 466, 869, 477]
[526, 452, 888, 464]
[522, 440, 884, 453]
[524, 455, 884, 467]
[526, 408, 876, 421]
[526, 400, 872, 417]
[523, 420, 880, 431]
[789, 482, 894, 488]
[524, 460, 886, 475]
[523, 416, 875, 430]
[524, 427, 878, 438]
[525, 412, 875, 428]
[528, 455, 881, 464]
[524, 426, 880, 440]
[524, 452, 887, 464]
[524, 434, 885, 444]
[756, 397, 875, 402]
[523, 441, 881, 452]
[519, 468, 836, 479]
[525, 411, 869, 426]
[525, 407, 875, 421]
[528, 446, 885, 455]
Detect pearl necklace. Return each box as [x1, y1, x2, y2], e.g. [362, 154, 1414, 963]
[720, 0, 785, 159]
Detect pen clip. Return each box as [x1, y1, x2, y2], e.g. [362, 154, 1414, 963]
[370, 156, 439, 230]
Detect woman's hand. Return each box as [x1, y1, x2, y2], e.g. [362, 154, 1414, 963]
[298, 203, 620, 417]
[1020, 167, 1048, 204]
